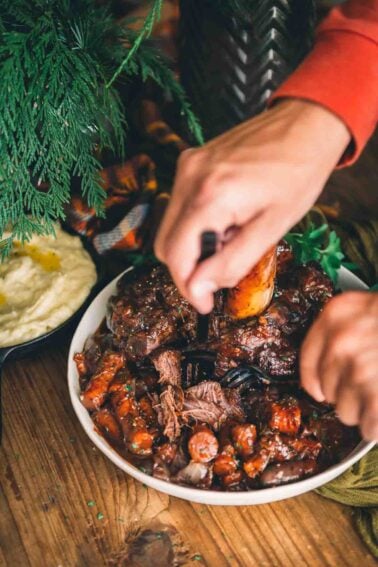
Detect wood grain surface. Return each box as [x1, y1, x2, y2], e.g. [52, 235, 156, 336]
[0, 134, 377, 567]
[0, 343, 376, 567]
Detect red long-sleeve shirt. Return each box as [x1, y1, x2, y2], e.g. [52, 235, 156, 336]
[271, 0, 378, 165]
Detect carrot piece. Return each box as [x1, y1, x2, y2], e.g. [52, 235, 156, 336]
[226, 247, 276, 319]
[188, 425, 219, 463]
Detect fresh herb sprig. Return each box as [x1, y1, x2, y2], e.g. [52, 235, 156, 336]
[285, 223, 345, 284]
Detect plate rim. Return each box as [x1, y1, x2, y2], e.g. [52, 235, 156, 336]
[67, 266, 375, 505]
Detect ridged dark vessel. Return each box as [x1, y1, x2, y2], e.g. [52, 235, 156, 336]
[179, 0, 316, 140]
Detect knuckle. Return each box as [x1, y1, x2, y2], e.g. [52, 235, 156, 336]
[366, 394, 378, 415]
[322, 297, 342, 321]
[193, 172, 235, 209]
[326, 328, 355, 358]
[349, 360, 375, 386]
[194, 175, 221, 206]
[177, 148, 203, 173]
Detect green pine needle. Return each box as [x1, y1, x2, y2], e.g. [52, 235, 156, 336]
[107, 0, 163, 88]
[0, 0, 203, 258]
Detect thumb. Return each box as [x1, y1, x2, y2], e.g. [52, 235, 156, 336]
[187, 211, 285, 313]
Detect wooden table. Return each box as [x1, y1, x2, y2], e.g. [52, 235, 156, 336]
[1, 343, 376, 567]
[1, 133, 377, 566]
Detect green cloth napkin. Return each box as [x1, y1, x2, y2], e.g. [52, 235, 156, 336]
[315, 448, 378, 558]
[302, 209, 378, 557]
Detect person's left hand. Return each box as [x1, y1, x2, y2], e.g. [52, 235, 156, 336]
[301, 291, 378, 441]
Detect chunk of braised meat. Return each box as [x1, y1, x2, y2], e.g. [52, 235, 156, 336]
[125, 312, 177, 360]
[182, 381, 244, 430]
[221, 470, 245, 488]
[93, 407, 123, 444]
[152, 385, 184, 442]
[259, 289, 312, 335]
[208, 290, 230, 340]
[74, 333, 110, 384]
[243, 451, 271, 479]
[260, 459, 318, 487]
[107, 266, 197, 360]
[293, 262, 334, 305]
[80, 352, 125, 411]
[308, 413, 359, 456]
[213, 319, 281, 376]
[79, 333, 114, 377]
[151, 348, 182, 387]
[170, 440, 190, 474]
[276, 240, 294, 274]
[243, 387, 280, 423]
[152, 456, 171, 482]
[256, 342, 298, 376]
[188, 425, 219, 463]
[243, 433, 322, 479]
[267, 397, 301, 435]
[155, 442, 178, 465]
[134, 367, 159, 399]
[213, 286, 312, 376]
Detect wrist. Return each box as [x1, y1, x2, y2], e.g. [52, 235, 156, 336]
[274, 98, 351, 167]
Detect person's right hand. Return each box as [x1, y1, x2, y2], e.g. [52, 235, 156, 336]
[155, 99, 350, 314]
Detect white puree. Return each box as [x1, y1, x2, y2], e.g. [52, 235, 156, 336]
[0, 225, 97, 347]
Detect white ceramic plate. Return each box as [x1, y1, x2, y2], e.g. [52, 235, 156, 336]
[68, 267, 375, 505]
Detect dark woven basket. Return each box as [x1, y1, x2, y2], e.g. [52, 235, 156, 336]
[179, 0, 316, 140]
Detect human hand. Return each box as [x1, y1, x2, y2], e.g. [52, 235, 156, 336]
[154, 99, 350, 313]
[301, 291, 378, 441]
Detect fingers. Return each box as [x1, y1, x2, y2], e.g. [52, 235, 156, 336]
[300, 316, 327, 402]
[155, 169, 262, 303]
[187, 210, 290, 313]
[335, 383, 361, 427]
[360, 384, 378, 441]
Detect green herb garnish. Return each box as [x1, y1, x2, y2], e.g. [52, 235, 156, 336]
[96, 512, 104, 520]
[285, 223, 344, 284]
[87, 500, 96, 507]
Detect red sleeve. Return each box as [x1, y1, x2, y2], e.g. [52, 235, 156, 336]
[270, 0, 378, 166]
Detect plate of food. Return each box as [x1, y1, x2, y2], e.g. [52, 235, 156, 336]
[0, 224, 99, 437]
[68, 242, 374, 505]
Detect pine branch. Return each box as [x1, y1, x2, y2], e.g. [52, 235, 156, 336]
[126, 33, 204, 145]
[0, 0, 205, 257]
[106, 0, 163, 88]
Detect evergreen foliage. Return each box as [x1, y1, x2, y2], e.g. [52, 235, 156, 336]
[0, 0, 202, 256]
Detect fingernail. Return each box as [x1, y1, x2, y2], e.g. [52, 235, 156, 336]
[312, 391, 325, 403]
[191, 280, 217, 300]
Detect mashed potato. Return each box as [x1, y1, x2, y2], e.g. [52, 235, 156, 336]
[0, 225, 97, 347]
